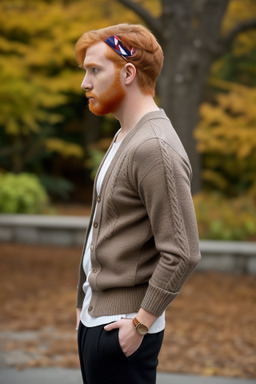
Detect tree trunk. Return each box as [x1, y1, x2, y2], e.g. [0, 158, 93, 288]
[158, 41, 204, 192]
[119, 0, 256, 192]
[156, 0, 230, 193]
[119, 0, 230, 193]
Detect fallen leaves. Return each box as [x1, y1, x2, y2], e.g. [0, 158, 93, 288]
[0, 242, 256, 378]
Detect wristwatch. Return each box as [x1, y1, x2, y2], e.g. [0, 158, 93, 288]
[133, 317, 148, 336]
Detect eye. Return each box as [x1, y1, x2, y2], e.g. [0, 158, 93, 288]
[92, 67, 99, 74]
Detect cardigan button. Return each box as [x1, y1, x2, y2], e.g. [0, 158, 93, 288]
[97, 195, 101, 202]
[88, 306, 93, 312]
[94, 222, 98, 228]
[92, 268, 98, 273]
[90, 244, 94, 252]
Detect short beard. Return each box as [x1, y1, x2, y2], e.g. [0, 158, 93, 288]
[88, 68, 125, 116]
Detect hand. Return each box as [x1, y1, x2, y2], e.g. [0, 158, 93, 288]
[104, 319, 143, 357]
[76, 307, 81, 330]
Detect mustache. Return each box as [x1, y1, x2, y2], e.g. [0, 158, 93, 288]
[85, 92, 95, 99]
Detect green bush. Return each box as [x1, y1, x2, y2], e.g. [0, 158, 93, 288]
[0, 173, 51, 214]
[193, 192, 256, 241]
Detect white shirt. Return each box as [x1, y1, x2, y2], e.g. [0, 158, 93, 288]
[80, 139, 165, 333]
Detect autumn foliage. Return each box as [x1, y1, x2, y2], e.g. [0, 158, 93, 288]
[0, 0, 256, 239]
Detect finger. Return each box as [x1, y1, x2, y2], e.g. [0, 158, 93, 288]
[104, 321, 119, 331]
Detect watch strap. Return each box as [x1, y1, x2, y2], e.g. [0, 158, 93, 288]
[133, 317, 140, 328]
[133, 317, 149, 335]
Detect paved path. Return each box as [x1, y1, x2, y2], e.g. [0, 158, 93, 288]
[0, 368, 255, 384]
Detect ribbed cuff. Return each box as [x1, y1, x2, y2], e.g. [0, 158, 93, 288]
[141, 282, 179, 317]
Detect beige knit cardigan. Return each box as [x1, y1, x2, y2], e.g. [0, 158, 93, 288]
[76, 109, 201, 318]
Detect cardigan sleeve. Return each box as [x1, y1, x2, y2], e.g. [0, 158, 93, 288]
[76, 258, 86, 308]
[130, 136, 201, 317]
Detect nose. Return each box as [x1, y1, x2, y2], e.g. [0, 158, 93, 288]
[81, 73, 92, 91]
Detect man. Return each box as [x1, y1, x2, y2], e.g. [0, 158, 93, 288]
[75, 23, 201, 384]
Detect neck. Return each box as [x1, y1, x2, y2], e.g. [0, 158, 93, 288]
[113, 89, 159, 142]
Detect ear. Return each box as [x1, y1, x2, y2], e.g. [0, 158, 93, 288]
[122, 63, 136, 85]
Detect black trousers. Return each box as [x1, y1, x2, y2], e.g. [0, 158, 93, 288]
[78, 321, 164, 384]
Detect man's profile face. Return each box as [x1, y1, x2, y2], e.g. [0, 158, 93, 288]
[81, 42, 126, 116]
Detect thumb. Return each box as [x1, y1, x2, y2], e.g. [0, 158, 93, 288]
[104, 321, 120, 332]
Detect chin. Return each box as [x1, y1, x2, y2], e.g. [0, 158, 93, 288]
[89, 101, 122, 116]
[89, 105, 109, 116]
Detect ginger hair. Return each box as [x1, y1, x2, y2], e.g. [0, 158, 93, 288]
[75, 23, 163, 97]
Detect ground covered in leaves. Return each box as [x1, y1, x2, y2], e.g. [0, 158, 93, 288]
[0, 242, 256, 378]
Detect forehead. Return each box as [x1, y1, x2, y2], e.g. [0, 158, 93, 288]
[83, 41, 112, 68]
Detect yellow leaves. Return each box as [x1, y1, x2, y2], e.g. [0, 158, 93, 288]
[45, 138, 84, 158]
[0, 74, 39, 134]
[233, 30, 256, 56]
[223, 0, 256, 33]
[143, 0, 161, 17]
[195, 81, 256, 159]
[218, 92, 243, 114]
[199, 103, 230, 127]
[216, 85, 256, 124]
[193, 192, 256, 241]
[222, 0, 256, 57]
[195, 79, 256, 196]
[0, 36, 27, 55]
[0, 0, 122, 139]
[4, 118, 20, 136]
[237, 142, 253, 158]
[201, 170, 229, 191]
[35, 70, 83, 94]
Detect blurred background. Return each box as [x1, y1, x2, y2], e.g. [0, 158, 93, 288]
[0, 0, 256, 380]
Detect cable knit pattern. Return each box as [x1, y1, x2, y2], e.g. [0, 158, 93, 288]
[76, 109, 201, 317]
[154, 136, 190, 291]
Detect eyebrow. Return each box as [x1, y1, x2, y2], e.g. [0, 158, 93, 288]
[83, 62, 102, 70]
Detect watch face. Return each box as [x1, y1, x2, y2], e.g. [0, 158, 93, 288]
[136, 323, 148, 336]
